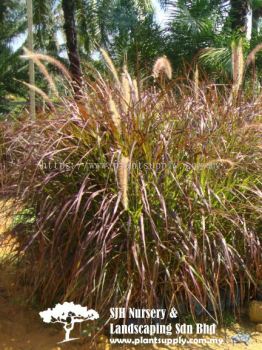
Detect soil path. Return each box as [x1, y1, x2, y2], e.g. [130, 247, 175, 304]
[1, 266, 262, 350]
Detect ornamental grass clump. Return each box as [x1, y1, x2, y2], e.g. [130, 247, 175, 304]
[1, 53, 262, 325]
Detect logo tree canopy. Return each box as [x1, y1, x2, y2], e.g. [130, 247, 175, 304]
[39, 302, 99, 343]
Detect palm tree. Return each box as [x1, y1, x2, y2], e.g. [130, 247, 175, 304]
[33, 0, 59, 53]
[104, 0, 163, 72]
[229, 0, 251, 34]
[31, 0, 156, 93]
[165, 1, 262, 69]
[75, 0, 156, 56]
[0, 0, 27, 113]
[61, 0, 82, 96]
[26, 0, 35, 118]
[165, 0, 224, 69]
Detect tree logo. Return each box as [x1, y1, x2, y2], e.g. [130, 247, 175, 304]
[39, 302, 99, 343]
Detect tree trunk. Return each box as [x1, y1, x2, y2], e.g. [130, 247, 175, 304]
[61, 0, 82, 97]
[63, 322, 74, 342]
[26, 0, 35, 119]
[229, 0, 250, 34]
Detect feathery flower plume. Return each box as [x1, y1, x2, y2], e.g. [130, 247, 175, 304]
[16, 79, 55, 110]
[231, 38, 244, 98]
[118, 155, 129, 210]
[121, 66, 131, 112]
[132, 79, 139, 102]
[194, 64, 200, 102]
[109, 96, 121, 132]
[246, 43, 262, 68]
[100, 48, 120, 87]
[152, 56, 172, 80]
[22, 48, 59, 98]
[21, 49, 72, 81]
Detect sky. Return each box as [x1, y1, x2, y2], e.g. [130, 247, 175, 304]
[152, 0, 167, 26]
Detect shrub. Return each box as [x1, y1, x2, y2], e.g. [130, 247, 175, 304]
[1, 57, 262, 323]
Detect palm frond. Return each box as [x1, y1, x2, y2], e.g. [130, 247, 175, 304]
[199, 47, 232, 72]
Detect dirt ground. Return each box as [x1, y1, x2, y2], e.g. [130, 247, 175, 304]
[0, 200, 262, 350]
[0, 259, 262, 350]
